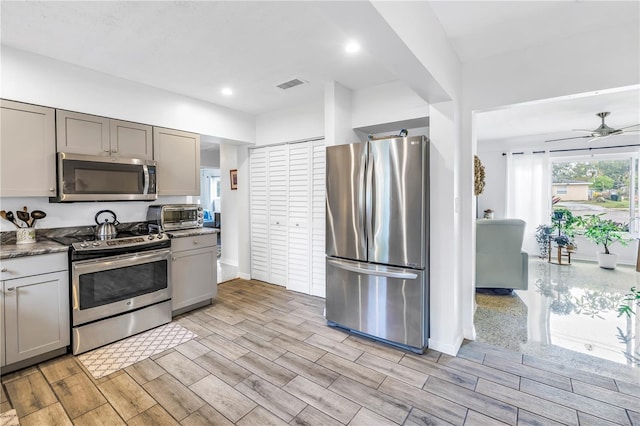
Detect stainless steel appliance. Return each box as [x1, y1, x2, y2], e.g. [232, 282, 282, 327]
[52, 152, 157, 202]
[325, 135, 429, 353]
[146, 204, 204, 231]
[51, 229, 171, 354]
[94, 209, 119, 239]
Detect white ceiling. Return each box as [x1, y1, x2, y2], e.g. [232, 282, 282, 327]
[429, 1, 640, 64]
[1, 1, 639, 146]
[0, 1, 397, 115]
[477, 86, 640, 146]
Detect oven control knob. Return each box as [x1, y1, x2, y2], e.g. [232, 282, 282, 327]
[148, 235, 155, 240]
[80, 242, 89, 248]
[157, 234, 163, 239]
[92, 242, 101, 247]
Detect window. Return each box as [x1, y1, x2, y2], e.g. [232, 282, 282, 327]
[551, 153, 639, 236]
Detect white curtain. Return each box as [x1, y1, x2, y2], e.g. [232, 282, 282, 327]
[505, 152, 551, 255]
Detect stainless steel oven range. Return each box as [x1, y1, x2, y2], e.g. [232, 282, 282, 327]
[52, 231, 171, 355]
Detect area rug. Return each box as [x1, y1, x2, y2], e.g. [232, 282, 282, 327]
[77, 322, 197, 379]
[474, 292, 528, 352]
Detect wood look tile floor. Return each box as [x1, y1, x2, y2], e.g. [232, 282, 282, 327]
[2, 279, 639, 425]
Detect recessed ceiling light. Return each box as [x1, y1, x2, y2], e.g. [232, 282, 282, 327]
[221, 87, 233, 96]
[345, 41, 360, 53]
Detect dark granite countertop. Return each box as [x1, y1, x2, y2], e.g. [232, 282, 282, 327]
[166, 228, 218, 238]
[0, 224, 217, 259]
[0, 240, 69, 260]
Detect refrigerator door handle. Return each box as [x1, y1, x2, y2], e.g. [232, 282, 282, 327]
[359, 144, 368, 249]
[365, 144, 374, 250]
[327, 259, 418, 280]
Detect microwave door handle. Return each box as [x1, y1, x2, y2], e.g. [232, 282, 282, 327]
[142, 165, 149, 194]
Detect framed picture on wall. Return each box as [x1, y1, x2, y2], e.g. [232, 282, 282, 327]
[230, 169, 238, 190]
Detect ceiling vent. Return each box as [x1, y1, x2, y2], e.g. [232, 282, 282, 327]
[276, 78, 306, 90]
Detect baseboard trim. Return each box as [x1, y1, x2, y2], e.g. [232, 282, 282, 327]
[463, 325, 476, 341]
[428, 333, 465, 356]
[238, 272, 251, 280]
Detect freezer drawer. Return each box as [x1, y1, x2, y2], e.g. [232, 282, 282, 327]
[325, 258, 428, 351]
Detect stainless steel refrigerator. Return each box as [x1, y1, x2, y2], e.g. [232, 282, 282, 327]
[325, 135, 429, 353]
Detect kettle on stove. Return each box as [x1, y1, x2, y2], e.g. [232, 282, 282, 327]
[94, 209, 119, 240]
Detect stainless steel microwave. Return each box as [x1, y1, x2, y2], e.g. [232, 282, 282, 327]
[51, 152, 158, 202]
[146, 204, 203, 231]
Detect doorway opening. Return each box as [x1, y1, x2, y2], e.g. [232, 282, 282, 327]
[472, 86, 640, 381]
[200, 168, 221, 257]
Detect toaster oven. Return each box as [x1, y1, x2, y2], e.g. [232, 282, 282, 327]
[147, 204, 203, 231]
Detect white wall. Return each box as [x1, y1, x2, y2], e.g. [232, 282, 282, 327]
[1, 47, 256, 143]
[0, 196, 190, 232]
[236, 146, 251, 279]
[200, 149, 220, 168]
[476, 151, 507, 220]
[256, 100, 324, 146]
[428, 102, 464, 354]
[351, 81, 429, 129]
[324, 81, 360, 147]
[219, 144, 239, 267]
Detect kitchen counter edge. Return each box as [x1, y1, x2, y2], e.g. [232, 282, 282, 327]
[166, 228, 218, 238]
[0, 241, 69, 260]
[1, 228, 218, 259]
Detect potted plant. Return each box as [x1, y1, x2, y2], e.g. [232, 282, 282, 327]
[577, 213, 629, 269]
[548, 208, 578, 251]
[535, 224, 553, 258]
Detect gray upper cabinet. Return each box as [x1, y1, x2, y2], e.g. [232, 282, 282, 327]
[110, 119, 153, 159]
[57, 110, 152, 159]
[153, 127, 200, 196]
[0, 100, 57, 197]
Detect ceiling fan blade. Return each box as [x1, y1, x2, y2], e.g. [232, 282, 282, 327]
[571, 129, 596, 133]
[618, 124, 640, 130]
[545, 135, 592, 143]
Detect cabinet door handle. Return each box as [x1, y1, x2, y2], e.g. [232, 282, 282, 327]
[104, 149, 110, 152]
[49, 187, 55, 192]
[1, 268, 7, 272]
[6, 287, 15, 292]
[193, 240, 199, 245]
[172, 256, 176, 261]
[111, 149, 117, 153]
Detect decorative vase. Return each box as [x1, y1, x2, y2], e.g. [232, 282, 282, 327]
[596, 252, 618, 269]
[16, 228, 36, 244]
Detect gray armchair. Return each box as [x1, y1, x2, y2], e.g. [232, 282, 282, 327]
[476, 219, 529, 291]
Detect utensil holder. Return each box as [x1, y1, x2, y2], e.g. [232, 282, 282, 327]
[16, 228, 36, 244]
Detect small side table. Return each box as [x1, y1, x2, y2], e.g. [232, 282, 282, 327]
[548, 241, 573, 265]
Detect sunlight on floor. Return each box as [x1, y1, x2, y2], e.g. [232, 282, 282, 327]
[475, 258, 640, 383]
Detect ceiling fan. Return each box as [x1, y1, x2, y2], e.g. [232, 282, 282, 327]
[545, 112, 640, 143]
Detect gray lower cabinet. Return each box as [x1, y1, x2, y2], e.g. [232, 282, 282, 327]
[170, 234, 217, 315]
[0, 253, 70, 368]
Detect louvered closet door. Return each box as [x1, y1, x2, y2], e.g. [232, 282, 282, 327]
[268, 145, 288, 286]
[287, 142, 311, 294]
[311, 140, 326, 297]
[249, 148, 269, 282]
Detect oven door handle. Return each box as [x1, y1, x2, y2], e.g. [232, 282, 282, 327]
[73, 249, 170, 274]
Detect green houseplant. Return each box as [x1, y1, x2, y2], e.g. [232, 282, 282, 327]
[577, 213, 629, 269]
